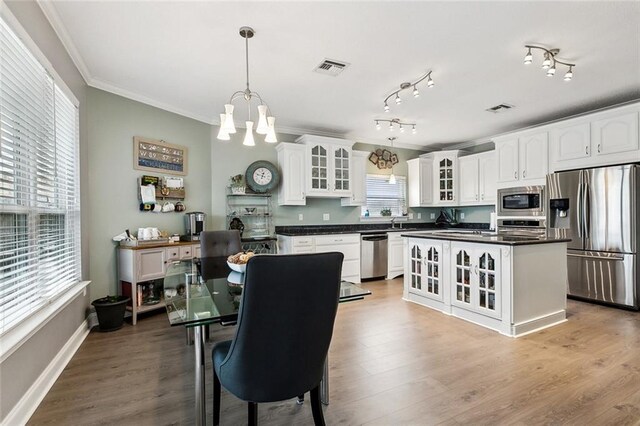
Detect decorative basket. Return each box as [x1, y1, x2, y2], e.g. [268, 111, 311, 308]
[230, 185, 246, 194]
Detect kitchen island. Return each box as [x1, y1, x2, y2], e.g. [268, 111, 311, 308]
[402, 231, 571, 337]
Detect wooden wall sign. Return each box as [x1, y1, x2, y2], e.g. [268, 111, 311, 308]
[133, 136, 188, 175]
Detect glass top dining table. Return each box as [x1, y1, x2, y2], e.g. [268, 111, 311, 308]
[163, 255, 372, 426]
[163, 256, 372, 328]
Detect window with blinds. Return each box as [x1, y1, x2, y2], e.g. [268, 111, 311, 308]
[361, 174, 407, 217]
[0, 17, 81, 334]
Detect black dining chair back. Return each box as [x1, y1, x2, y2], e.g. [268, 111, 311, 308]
[200, 230, 242, 258]
[212, 252, 344, 426]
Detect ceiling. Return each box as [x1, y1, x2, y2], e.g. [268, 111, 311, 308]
[40, 1, 640, 150]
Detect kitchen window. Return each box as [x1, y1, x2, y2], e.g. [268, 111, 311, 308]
[0, 15, 81, 336]
[361, 174, 407, 217]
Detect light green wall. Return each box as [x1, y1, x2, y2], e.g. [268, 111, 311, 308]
[87, 88, 211, 298]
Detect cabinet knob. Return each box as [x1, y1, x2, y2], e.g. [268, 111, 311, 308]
[481, 194, 484, 200]
[585, 146, 589, 155]
[523, 170, 526, 178]
[597, 144, 601, 153]
[475, 194, 478, 200]
[514, 171, 517, 179]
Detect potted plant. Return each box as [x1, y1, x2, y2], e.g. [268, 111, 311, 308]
[380, 208, 392, 217]
[230, 174, 246, 194]
[91, 295, 130, 331]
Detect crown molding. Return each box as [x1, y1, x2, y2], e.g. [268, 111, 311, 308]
[89, 77, 215, 124]
[37, 0, 91, 84]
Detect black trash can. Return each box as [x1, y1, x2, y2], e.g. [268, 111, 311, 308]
[91, 296, 130, 331]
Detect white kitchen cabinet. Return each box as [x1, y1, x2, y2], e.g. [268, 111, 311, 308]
[450, 242, 501, 320]
[296, 135, 353, 198]
[592, 111, 639, 157]
[118, 243, 200, 324]
[277, 234, 360, 282]
[406, 239, 444, 303]
[550, 120, 591, 168]
[548, 105, 640, 172]
[387, 232, 405, 279]
[458, 155, 479, 204]
[432, 151, 460, 205]
[407, 157, 433, 207]
[314, 234, 360, 283]
[458, 151, 496, 205]
[341, 150, 368, 206]
[276, 142, 307, 206]
[495, 132, 548, 187]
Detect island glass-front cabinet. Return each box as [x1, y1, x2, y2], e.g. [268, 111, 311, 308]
[407, 240, 445, 302]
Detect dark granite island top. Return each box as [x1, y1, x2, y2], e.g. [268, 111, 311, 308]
[401, 231, 571, 246]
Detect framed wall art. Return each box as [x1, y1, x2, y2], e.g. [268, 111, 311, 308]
[133, 136, 188, 176]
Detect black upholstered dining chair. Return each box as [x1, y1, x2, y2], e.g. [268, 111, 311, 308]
[211, 252, 344, 426]
[200, 230, 242, 258]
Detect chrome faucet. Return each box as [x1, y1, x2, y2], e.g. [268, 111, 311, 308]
[390, 217, 397, 229]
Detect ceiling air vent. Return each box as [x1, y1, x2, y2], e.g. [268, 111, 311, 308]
[486, 103, 515, 113]
[314, 59, 349, 76]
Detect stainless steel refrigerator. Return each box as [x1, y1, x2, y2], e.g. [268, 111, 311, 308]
[547, 164, 639, 309]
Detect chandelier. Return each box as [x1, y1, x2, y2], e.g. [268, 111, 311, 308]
[217, 26, 277, 145]
[375, 118, 416, 134]
[523, 45, 575, 81]
[388, 137, 397, 184]
[383, 70, 434, 112]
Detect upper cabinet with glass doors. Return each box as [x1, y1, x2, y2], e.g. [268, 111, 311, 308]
[430, 150, 461, 206]
[296, 135, 353, 198]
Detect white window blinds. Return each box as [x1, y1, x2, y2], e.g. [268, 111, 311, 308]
[362, 174, 407, 217]
[0, 17, 81, 334]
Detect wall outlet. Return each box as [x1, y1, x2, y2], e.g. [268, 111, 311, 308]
[408, 213, 414, 220]
[460, 212, 465, 220]
[417, 213, 422, 219]
[323, 213, 330, 221]
[298, 213, 304, 221]
[430, 213, 435, 219]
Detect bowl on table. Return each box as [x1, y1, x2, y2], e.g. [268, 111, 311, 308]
[226, 261, 247, 273]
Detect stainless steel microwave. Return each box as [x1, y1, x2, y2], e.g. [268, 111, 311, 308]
[497, 186, 545, 217]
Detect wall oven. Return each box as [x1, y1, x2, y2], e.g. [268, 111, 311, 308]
[497, 186, 546, 218]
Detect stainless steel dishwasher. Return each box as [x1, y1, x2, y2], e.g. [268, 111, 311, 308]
[360, 233, 388, 280]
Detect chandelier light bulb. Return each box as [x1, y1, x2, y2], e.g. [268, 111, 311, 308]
[389, 122, 394, 131]
[376, 121, 381, 130]
[217, 113, 230, 141]
[541, 53, 551, 69]
[222, 104, 237, 134]
[412, 125, 417, 134]
[256, 105, 269, 134]
[524, 48, 533, 65]
[564, 66, 573, 81]
[389, 173, 396, 185]
[384, 103, 390, 112]
[400, 125, 405, 133]
[413, 86, 420, 98]
[243, 121, 255, 146]
[265, 117, 277, 143]
[395, 94, 402, 105]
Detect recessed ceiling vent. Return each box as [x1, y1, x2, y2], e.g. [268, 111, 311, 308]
[486, 103, 515, 113]
[314, 59, 349, 76]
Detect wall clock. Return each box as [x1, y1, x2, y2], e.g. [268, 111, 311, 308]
[245, 160, 280, 193]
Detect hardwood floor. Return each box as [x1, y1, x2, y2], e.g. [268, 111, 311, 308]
[29, 278, 640, 425]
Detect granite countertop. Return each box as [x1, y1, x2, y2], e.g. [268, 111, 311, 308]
[275, 223, 489, 236]
[403, 231, 571, 246]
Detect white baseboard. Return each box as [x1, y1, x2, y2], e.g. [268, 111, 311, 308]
[1, 319, 90, 426]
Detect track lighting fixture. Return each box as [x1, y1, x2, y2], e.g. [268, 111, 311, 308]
[523, 45, 575, 81]
[374, 118, 416, 133]
[382, 70, 434, 112]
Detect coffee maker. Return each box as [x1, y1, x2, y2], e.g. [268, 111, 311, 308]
[182, 212, 206, 241]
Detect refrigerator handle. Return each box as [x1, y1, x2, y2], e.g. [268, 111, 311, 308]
[583, 181, 590, 239]
[576, 181, 583, 239]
